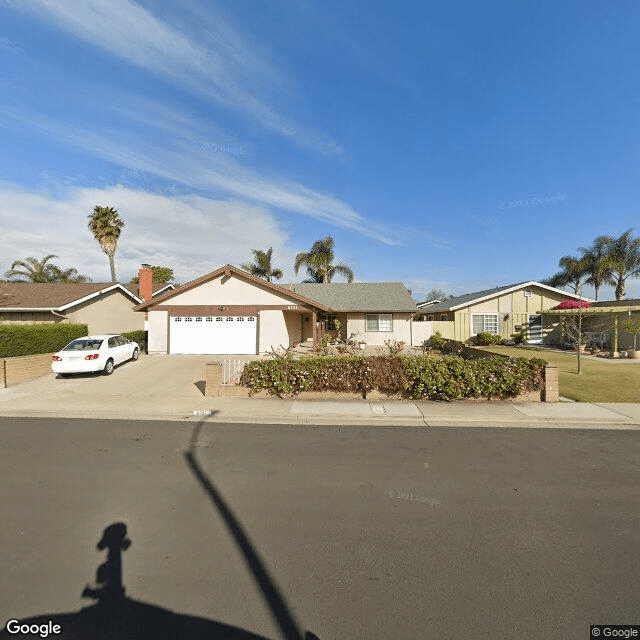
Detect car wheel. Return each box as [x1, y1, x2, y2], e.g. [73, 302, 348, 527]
[132, 347, 139, 361]
[103, 359, 114, 376]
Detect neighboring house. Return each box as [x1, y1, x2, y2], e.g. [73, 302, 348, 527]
[133, 264, 418, 355]
[0, 266, 174, 335]
[543, 299, 640, 353]
[413, 281, 586, 345]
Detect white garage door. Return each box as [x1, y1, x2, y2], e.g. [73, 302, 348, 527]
[170, 316, 257, 354]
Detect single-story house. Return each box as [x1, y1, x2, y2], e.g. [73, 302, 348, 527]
[0, 266, 174, 335]
[414, 281, 587, 345]
[133, 264, 418, 355]
[542, 298, 640, 354]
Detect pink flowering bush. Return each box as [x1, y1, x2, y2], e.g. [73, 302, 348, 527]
[553, 299, 591, 309]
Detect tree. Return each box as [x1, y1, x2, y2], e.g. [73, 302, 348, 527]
[544, 255, 589, 295]
[240, 248, 283, 283]
[130, 266, 175, 285]
[88, 206, 125, 283]
[5, 255, 91, 283]
[579, 236, 614, 302]
[599, 228, 640, 300]
[425, 289, 449, 302]
[294, 236, 354, 284]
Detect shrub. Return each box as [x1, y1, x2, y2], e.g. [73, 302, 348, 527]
[553, 299, 591, 309]
[0, 323, 89, 358]
[474, 332, 503, 346]
[239, 353, 547, 401]
[429, 331, 448, 350]
[122, 330, 146, 353]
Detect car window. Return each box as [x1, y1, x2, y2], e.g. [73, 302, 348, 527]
[108, 337, 118, 348]
[113, 336, 125, 346]
[63, 339, 103, 351]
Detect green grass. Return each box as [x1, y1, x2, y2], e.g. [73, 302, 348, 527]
[480, 345, 640, 403]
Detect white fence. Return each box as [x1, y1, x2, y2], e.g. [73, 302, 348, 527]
[410, 321, 433, 347]
[221, 358, 250, 384]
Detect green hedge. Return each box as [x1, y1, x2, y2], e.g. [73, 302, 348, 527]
[239, 354, 547, 400]
[122, 330, 147, 353]
[0, 323, 89, 358]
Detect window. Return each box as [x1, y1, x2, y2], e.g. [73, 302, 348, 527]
[323, 314, 338, 330]
[174, 317, 182, 322]
[472, 314, 499, 335]
[524, 288, 532, 298]
[365, 314, 392, 332]
[439, 314, 448, 321]
[216, 317, 223, 321]
[195, 317, 203, 322]
[248, 317, 255, 322]
[205, 317, 213, 322]
[237, 317, 245, 321]
[185, 317, 193, 322]
[226, 317, 234, 321]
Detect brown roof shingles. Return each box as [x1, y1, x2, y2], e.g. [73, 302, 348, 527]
[0, 283, 137, 309]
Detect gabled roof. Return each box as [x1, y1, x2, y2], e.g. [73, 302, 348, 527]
[133, 264, 332, 312]
[0, 282, 141, 311]
[123, 282, 176, 298]
[281, 282, 417, 312]
[418, 281, 587, 313]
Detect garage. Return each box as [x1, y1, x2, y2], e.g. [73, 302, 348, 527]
[169, 315, 257, 354]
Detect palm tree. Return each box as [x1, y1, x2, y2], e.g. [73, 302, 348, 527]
[240, 248, 283, 282]
[294, 236, 354, 284]
[4, 255, 90, 283]
[579, 236, 614, 301]
[599, 228, 640, 300]
[88, 205, 125, 283]
[544, 254, 589, 295]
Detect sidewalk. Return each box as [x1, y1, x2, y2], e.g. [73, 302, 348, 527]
[0, 385, 639, 428]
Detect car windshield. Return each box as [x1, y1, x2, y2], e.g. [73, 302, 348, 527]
[63, 339, 103, 351]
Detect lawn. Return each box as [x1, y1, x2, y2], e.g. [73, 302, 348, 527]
[480, 345, 640, 403]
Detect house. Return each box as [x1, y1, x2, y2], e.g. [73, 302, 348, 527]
[413, 281, 586, 345]
[0, 266, 174, 335]
[133, 264, 417, 355]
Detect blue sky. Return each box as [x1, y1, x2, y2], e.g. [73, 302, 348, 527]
[1, 0, 639, 300]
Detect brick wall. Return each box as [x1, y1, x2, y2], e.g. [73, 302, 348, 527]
[3, 353, 54, 387]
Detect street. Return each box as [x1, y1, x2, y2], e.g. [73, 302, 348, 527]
[1, 418, 639, 639]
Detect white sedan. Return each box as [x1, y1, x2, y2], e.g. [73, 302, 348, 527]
[52, 335, 139, 376]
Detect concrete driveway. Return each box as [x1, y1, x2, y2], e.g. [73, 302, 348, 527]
[2, 354, 213, 406]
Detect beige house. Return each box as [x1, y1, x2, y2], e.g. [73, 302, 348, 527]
[133, 265, 417, 355]
[413, 281, 586, 345]
[0, 269, 173, 335]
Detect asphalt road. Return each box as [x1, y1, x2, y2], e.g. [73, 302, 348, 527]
[1, 418, 639, 640]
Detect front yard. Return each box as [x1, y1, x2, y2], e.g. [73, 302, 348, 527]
[481, 346, 640, 402]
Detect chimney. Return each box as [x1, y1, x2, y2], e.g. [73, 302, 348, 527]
[139, 264, 153, 301]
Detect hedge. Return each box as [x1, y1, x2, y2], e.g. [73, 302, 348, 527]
[239, 354, 547, 401]
[0, 323, 89, 358]
[122, 330, 146, 353]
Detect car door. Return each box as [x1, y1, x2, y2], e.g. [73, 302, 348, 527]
[107, 336, 124, 364]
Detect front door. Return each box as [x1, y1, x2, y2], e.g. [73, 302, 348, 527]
[527, 314, 543, 344]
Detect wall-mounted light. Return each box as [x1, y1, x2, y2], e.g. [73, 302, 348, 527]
[504, 313, 510, 321]
[218, 305, 226, 311]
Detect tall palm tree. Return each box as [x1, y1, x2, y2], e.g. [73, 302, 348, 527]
[88, 205, 125, 283]
[597, 228, 640, 300]
[4, 255, 90, 283]
[579, 236, 614, 301]
[294, 236, 354, 284]
[241, 248, 283, 282]
[544, 254, 589, 295]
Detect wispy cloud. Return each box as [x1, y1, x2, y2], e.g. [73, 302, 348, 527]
[5, 0, 341, 154]
[0, 104, 404, 245]
[0, 182, 297, 283]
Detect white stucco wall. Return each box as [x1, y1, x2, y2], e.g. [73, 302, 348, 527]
[148, 310, 169, 354]
[258, 310, 291, 353]
[168, 275, 300, 306]
[347, 313, 412, 346]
